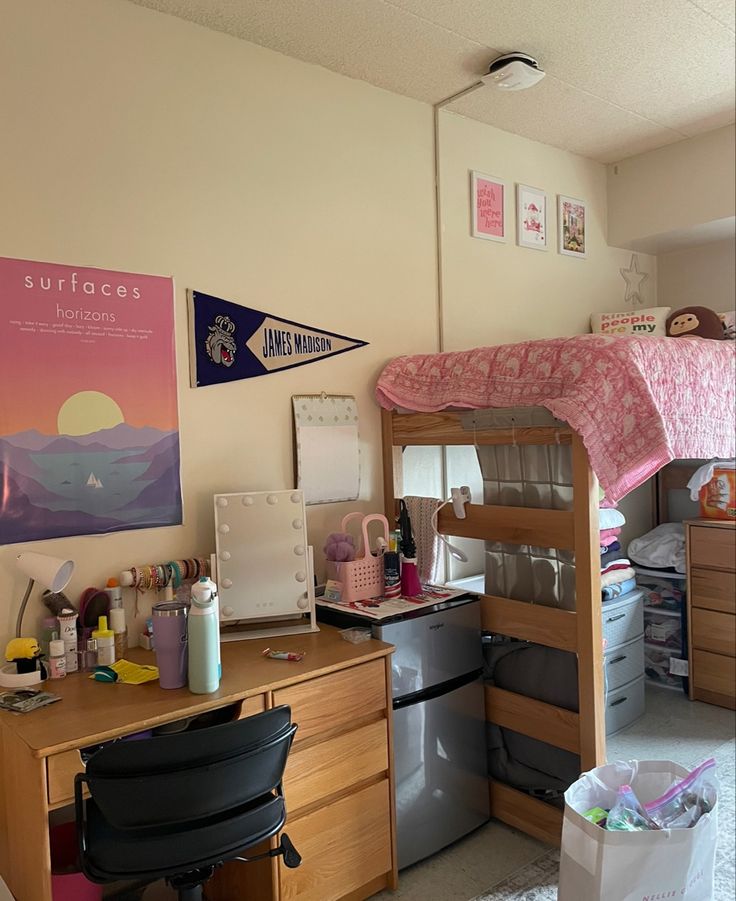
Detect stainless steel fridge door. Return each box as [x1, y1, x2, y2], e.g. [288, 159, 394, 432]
[394, 674, 489, 870]
[375, 597, 482, 698]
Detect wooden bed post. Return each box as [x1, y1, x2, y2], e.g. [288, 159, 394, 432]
[381, 409, 399, 522]
[379, 409, 607, 845]
[572, 434, 606, 771]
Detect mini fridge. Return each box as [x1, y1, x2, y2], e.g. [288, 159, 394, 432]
[373, 596, 489, 869]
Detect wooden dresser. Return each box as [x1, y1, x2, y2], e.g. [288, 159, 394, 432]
[0, 627, 397, 901]
[686, 519, 736, 710]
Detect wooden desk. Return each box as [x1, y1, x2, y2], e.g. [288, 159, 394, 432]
[0, 626, 397, 901]
[686, 518, 736, 710]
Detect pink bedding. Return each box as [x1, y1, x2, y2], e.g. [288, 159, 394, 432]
[375, 335, 736, 503]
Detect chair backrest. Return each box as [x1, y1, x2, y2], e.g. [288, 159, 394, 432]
[84, 705, 296, 830]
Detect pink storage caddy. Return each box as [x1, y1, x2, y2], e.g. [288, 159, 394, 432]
[328, 513, 389, 602]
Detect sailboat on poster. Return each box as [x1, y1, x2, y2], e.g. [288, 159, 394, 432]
[188, 290, 369, 388]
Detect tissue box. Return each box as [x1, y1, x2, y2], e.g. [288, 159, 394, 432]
[699, 467, 736, 521]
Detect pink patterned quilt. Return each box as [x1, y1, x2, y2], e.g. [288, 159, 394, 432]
[375, 335, 736, 503]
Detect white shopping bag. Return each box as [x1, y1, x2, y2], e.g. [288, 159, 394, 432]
[558, 760, 717, 901]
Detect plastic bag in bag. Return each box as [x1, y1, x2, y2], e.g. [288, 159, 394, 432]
[606, 783, 658, 831]
[644, 757, 717, 829]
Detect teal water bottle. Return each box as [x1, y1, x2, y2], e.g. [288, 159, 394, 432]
[188, 577, 220, 694]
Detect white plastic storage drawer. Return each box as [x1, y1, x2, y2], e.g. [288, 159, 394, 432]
[605, 675, 645, 736]
[602, 590, 644, 649]
[604, 636, 645, 693]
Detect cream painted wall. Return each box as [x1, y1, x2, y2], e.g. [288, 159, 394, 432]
[437, 110, 657, 549]
[658, 239, 736, 313]
[438, 110, 657, 350]
[607, 125, 736, 251]
[0, 0, 437, 648]
[0, 0, 662, 652]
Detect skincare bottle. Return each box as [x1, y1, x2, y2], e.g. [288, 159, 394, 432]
[105, 578, 123, 609]
[57, 609, 79, 673]
[92, 616, 116, 666]
[109, 607, 128, 660]
[48, 638, 67, 680]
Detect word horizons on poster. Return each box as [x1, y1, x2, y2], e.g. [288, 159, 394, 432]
[188, 290, 368, 388]
[0, 256, 182, 544]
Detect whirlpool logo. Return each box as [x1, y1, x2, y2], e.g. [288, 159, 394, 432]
[429, 622, 445, 631]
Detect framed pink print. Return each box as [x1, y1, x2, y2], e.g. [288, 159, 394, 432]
[516, 183, 547, 250]
[471, 171, 507, 242]
[558, 194, 587, 258]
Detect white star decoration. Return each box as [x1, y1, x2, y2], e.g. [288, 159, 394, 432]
[620, 254, 649, 305]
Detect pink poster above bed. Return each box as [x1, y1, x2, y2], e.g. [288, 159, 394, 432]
[472, 172, 506, 241]
[0, 256, 182, 544]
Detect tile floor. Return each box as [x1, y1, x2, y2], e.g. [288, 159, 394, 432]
[374, 685, 735, 901]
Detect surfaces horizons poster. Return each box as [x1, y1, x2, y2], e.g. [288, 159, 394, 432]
[0, 257, 182, 544]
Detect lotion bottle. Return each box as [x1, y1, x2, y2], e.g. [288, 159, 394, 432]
[93, 616, 116, 666]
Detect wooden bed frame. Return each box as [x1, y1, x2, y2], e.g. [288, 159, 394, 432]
[381, 409, 605, 846]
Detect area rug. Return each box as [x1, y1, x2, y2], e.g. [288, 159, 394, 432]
[472, 744, 735, 901]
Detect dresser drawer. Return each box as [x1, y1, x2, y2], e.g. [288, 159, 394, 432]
[691, 608, 736, 658]
[273, 658, 386, 744]
[692, 649, 736, 700]
[689, 525, 736, 571]
[691, 567, 736, 614]
[280, 779, 392, 901]
[283, 719, 388, 812]
[602, 591, 643, 649]
[47, 749, 85, 807]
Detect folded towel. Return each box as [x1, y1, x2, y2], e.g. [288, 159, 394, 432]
[628, 523, 686, 574]
[601, 558, 631, 576]
[600, 527, 622, 540]
[602, 577, 637, 601]
[601, 566, 635, 588]
[600, 540, 622, 556]
[599, 508, 626, 530]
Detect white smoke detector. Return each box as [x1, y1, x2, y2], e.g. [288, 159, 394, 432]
[482, 53, 546, 91]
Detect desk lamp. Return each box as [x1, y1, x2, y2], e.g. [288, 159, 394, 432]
[15, 552, 75, 638]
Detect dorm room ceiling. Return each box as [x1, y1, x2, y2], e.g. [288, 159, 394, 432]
[127, 0, 735, 163]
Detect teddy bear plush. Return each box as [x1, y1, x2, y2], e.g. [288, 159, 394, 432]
[666, 306, 724, 340]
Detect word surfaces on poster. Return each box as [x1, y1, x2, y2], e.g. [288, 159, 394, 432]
[189, 290, 368, 388]
[0, 257, 181, 545]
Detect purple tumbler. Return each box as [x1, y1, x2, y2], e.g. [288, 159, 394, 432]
[152, 602, 188, 689]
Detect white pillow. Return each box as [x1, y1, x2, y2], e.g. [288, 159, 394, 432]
[591, 306, 671, 337]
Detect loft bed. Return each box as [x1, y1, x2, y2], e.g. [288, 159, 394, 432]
[377, 334, 735, 846]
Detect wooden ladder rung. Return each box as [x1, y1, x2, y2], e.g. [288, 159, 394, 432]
[480, 595, 578, 652]
[485, 685, 580, 754]
[437, 503, 575, 550]
[489, 780, 563, 846]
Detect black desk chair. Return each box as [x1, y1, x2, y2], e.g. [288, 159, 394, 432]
[74, 705, 301, 901]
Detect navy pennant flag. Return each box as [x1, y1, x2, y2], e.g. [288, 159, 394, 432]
[188, 290, 368, 388]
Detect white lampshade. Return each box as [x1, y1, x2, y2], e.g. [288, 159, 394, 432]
[16, 552, 75, 593]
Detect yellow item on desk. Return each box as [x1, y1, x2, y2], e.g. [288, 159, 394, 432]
[5, 638, 40, 661]
[88, 659, 159, 685]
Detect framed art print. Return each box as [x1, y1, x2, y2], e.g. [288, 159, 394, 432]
[516, 184, 547, 250]
[558, 195, 587, 258]
[471, 171, 507, 242]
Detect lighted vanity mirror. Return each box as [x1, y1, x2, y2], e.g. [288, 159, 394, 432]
[213, 489, 318, 641]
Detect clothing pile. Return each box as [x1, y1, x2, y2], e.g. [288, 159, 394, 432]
[599, 507, 636, 601]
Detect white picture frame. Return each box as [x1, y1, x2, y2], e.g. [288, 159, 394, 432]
[516, 184, 547, 250]
[470, 170, 507, 242]
[558, 194, 587, 258]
